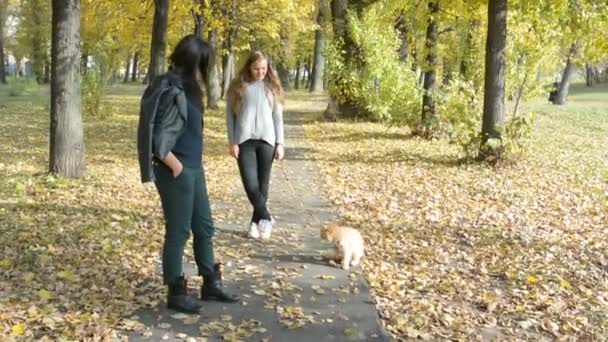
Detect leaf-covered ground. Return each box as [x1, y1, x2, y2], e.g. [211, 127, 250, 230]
[0, 82, 606, 340]
[0, 84, 240, 340]
[303, 84, 608, 340]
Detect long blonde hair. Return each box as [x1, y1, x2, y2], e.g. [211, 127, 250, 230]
[227, 51, 284, 114]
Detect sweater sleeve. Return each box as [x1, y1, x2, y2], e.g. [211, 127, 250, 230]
[272, 101, 285, 145]
[226, 99, 238, 145]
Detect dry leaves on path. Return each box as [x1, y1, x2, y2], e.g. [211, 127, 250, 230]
[303, 97, 608, 339]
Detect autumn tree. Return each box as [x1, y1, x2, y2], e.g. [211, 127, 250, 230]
[309, 0, 328, 92]
[16, 0, 51, 83]
[148, 0, 168, 83]
[0, 0, 7, 83]
[479, 0, 507, 160]
[420, 0, 439, 137]
[49, 0, 85, 177]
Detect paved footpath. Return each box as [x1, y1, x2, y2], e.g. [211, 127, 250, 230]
[122, 97, 391, 342]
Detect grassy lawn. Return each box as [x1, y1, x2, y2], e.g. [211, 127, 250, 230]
[303, 83, 608, 339]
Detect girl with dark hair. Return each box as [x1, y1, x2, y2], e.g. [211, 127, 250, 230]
[226, 51, 285, 240]
[137, 35, 240, 314]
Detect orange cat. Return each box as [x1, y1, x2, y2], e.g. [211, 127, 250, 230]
[320, 224, 365, 270]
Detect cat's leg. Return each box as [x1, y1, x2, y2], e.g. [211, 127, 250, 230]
[351, 248, 363, 266]
[333, 245, 343, 263]
[341, 245, 352, 270]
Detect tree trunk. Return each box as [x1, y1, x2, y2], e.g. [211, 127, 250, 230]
[50, 0, 85, 178]
[421, 1, 439, 136]
[479, 0, 507, 159]
[220, 1, 238, 99]
[123, 55, 131, 83]
[193, 0, 206, 37]
[148, 0, 169, 84]
[552, 43, 579, 105]
[304, 55, 312, 89]
[585, 63, 592, 87]
[294, 60, 300, 90]
[460, 20, 478, 81]
[43, 59, 50, 83]
[221, 53, 234, 99]
[325, 0, 368, 118]
[395, 14, 409, 62]
[277, 28, 291, 91]
[32, 0, 46, 84]
[0, 5, 6, 84]
[276, 63, 290, 90]
[205, 29, 220, 108]
[131, 51, 139, 81]
[205, 29, 222, 109]
[309, 0, 327, 92]
[81, 53, 88, 73]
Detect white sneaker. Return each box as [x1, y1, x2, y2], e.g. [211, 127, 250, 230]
[259, 219, 272, 239]
[248, 222, 260, 239]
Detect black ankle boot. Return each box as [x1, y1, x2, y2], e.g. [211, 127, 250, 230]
[167, 276, 203, 314]
[201, 263, 240, 303]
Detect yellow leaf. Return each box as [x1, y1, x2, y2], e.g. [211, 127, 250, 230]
[344, 327, 358, 336]
[527, 275, 538, 284]
[560, 279, 571, 289]
[22, 272, 35, 282]
[11, 323, 26, 335]
[57, 270, 74, 282]
[253, 289, 267, 296]
[0, 259, 13, 268]
[316, 274, 335, 280]
[39, 289, 53, 300]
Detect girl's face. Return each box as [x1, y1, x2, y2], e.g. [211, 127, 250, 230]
[250, 59, 268, 81]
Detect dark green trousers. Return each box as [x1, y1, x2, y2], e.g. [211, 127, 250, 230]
[154, 163, 215, 284]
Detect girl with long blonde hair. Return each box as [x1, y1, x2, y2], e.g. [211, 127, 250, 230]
[226, 50, 285, 240]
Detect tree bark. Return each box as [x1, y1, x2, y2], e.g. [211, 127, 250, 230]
[31, 0, 46, 84]
[309, 0, 327, 92]
[123, 55, 131, 83]
[325, 0, 367, 118]
[43, 59, 50, 83]
[193, 0, 206, 37]
[479, 0, 507, 159]
[81, 53, 88, 73]
[552, 43, 579, 105]
[421, 1, 439, 135]
[206, 29, 220, 108]
[460, 20, 478, 81]
[0, 2, 6, 84]
[148, 0, 169, 84]
[131, 51, 139, 81]
[50, 0, 85, 178]
[276, 27, 291, 91]
[395, 14, 409, 62]
[221, 31, 236, 99]
[585, 63, 592, 87]
[294, 59, 301, 90]
[221, 54, 234, 99]
[220, 2, 238, 98]
[304, 55, 311, 89]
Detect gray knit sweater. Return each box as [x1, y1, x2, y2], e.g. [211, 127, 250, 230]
[226, 80, 285, 146]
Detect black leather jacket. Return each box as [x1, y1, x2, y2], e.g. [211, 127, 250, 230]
[137, 72, 188, 183]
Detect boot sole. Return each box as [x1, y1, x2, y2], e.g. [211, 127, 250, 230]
[167, 303, 202, 314]
[200, 294, 240, 303]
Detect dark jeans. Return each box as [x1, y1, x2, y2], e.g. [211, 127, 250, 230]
[154, 163, 215, 284]
[237, 139, 275, 224]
